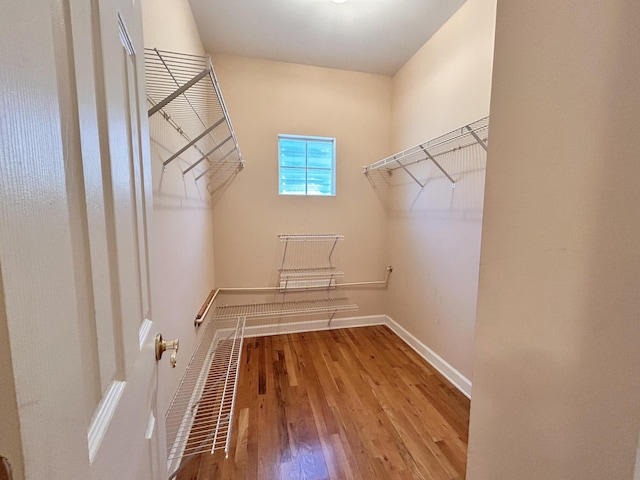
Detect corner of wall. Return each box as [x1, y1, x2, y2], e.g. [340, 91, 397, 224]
[383, 0, 497, 384]
[390, 0, 496, 150]
[140, 0, 205, 54]
[0, 267, 25, 480]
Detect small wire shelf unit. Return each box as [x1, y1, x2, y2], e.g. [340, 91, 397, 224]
[363, 116, 489, 189]
[165, 314, 245, 479]
[278, 234, 344, 290]
[144, 48, 244, 194]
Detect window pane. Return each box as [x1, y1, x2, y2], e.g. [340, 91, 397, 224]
[280, 167, 307, 195]
[279, 139, 306, 168]
[307, 141, 333, 169]
[307, 169, 333, 195]
[278, 135, 335, 196]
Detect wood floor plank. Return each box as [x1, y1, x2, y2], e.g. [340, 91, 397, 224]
[177, 325, 470, 479]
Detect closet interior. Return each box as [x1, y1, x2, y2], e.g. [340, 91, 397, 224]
[146, 40, 487, 479]
[163, 231, 390, 478]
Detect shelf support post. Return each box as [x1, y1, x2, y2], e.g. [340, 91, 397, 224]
[280, 237, 290, 271]
[194, 147, 237, 181]
[328, 309, 337, 326]
[147, 68, 210, 117]
[419, 146, 456, 188]
[465, 125, 488, 151]
[328, 235, 339, 268]
[396, 158, 426, 188]
[163, 117, 226, 166]
[182, 135, 233, 175]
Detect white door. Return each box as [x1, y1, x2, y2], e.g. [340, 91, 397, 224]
[0, 1, 168, 479]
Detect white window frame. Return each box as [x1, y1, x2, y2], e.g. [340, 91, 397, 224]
[278, 134, 336, 196]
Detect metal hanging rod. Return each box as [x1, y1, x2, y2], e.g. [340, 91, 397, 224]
[144, 48, 245, 191]
[363, 116, 489, 189]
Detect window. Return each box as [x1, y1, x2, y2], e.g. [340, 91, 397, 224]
[278, 135, 336, 196]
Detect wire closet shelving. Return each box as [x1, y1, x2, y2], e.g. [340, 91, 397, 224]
[165, 313, 245, 479]
[144, 48, 244, 194]
[165, 234, 367, 478]
[363, 116, 489, 188]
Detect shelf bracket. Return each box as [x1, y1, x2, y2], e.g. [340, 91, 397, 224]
[280, 237, 290, 271]
[328, 309, 337, 326]
[395, 158, 426, 188]
[182, 135, 233, 175]
[194, 147, 237, 181]
[163, 117, 226, 167]
[148, 68, 210, 117]
[328, 236, 339, 268]
[419, 145, 456, 188]
[465, 125, 488, 151]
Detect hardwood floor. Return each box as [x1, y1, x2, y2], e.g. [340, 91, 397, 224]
[177, 325, 470, 480]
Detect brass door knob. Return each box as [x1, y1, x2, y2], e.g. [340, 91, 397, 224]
[155, 334, 179, 368]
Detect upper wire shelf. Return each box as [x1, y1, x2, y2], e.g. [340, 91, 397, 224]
[363, 116, 489, 188]
[144, 48, 244, 194]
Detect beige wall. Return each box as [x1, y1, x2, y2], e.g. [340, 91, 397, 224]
[391, 0, 496, 150]
[140, 0, 204, 55]
[467, 0, 640, 478]
[385, 0, 496, 384]
[209, 54, 391, 319]
[140, 0, 216, 409]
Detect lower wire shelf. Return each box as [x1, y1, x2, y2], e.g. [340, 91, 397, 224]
[214, 296, 358, 320]
[166, 296, 358, 478]
[166, 315, 246, 479]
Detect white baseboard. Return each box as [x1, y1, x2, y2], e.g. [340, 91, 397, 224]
[236, 313, 472, 398]
[384, 315, 472, 398]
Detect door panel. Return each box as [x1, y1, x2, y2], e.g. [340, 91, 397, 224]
[87, 0, 166, 478]
[0, 0, 166, 478]
[121, 16, 152, 326]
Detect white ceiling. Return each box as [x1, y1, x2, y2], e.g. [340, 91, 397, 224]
[188, 0, 467, 76]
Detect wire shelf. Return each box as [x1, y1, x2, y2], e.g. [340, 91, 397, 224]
[278, 234, 344, 242]
[363, 116, 489, 188]
[214, 297, 358, 320]
[278, 267, 344, 278]
[144, 48, 244, 193]
[277, 234, 344, 290]
[165, 315, 245, 479]
[278, 268, 343, 290]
